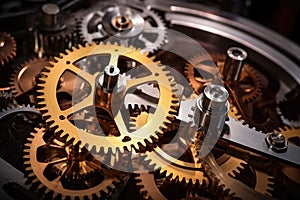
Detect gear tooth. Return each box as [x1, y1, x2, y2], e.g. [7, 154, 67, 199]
[24, 161, 31, 165]
[65, 49, 72, 54]
[78, 43, 84, 49]
[32, 177, 39, 183]
[96, 145, 101, 152]
[53, 56, 61, 61]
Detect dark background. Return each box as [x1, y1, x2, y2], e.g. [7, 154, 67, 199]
[198, 0, 300, 46]
[1, 0, 300, 46]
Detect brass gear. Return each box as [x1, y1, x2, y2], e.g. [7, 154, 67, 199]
[185, 52, 264, 103]
[217, 154, 274, 196]
[144, 145, 217, 186]
[184, 53, 221, 95]
[37, 42, 178, 152]
[278, 126, 300, 146]
[10, 57, 50, 98]
[0, 32, 17, 67]
[23, 127, 125, 199]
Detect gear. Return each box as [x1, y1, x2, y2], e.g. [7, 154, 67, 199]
[23, 127, 125, 199]
[79, 4, 166, 53]
[10, 57, 50, 98]
[278, 126, 300, 146]
[0, 32, 17, 68]
[29, 3, 78, 57]
[184, 53, 221, 94]
[185, 52, 264, 103]
[0, 104, 41, 169]
[216, 154, 274, 196]
[0, 90, 17, 109]
[277, 85, 300, 126]
[37, 42, 178, 152]
[135, 171, 234, 200]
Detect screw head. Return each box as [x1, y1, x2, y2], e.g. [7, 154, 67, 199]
[265, 132, 288, 153]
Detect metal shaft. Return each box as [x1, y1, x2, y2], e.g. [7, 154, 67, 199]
[221, 47, 247, 82]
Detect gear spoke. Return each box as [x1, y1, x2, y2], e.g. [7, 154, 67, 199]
[126, 75, 156, 90]
[67, 63, 96, 83]
[61, 92, 94, 117]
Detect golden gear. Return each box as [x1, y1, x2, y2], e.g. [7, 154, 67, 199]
[10, 57, 50, 98]
[23, 127, 125, 199]
[216, 154, 274, 196]
[279, 126, 300, 146]
[0, 32, 17, 67]
[144, 145, 217, 186]
[37, 42, 178, 152]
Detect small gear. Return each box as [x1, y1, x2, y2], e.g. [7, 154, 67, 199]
[79, 4, 166, 53]
[185, 52, 265, 103]
[217, 154, 274, 196]
[0, 90, 17, 109]
[37, 42, 178, 153]
[184, 53, 221, 95]
[0, 32, 17, 68]
[10, 57, 50, 98]
[23, 127, 125, 199]
[29, 3, 78, 57]
[277, 85, 300, 126]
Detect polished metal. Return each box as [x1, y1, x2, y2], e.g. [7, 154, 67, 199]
[221, 47, 247, 81]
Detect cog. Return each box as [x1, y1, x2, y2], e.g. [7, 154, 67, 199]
[0, 104, 40, 119]
[278, 126, 300, 146]
[0, 104, 41, 169]
[217, 154, 274, 196]
[29, 3, 78, 57]
[185, 52, 264, 103]
[277, 85, 300, 126]
[0, 32, 17, 67]
[79, 4, 166, 53]
[23, 127, 125, 199]
[10, 57, 50, 98]
[37, 42, 178, 153]
[0, 90, 17, 109]
[184, 53, 221, 95]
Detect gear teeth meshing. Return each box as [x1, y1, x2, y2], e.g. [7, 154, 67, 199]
[23, 127, 125, 199]
[36, 42, 178, 152]
[78, 4, 166, 53]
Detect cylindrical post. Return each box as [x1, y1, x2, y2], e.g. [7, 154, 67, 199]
[221, 47, 247, 82]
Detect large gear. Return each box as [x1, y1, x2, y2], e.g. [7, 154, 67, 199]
[23, 127, 125, 199]
[79, 4, 166, 53]
[37, 42, 178, 152]
[0, 32, 17, 68]
[10, 57, 50, 98]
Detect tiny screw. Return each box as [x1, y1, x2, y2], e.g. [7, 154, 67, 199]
[265, 132, 288, 153]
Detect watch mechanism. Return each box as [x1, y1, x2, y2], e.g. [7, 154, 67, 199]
[0, 0, 299, 199]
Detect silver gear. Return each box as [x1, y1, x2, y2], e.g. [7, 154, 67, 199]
[0, 104, 40, 119]
[79, 4, 166, 53]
